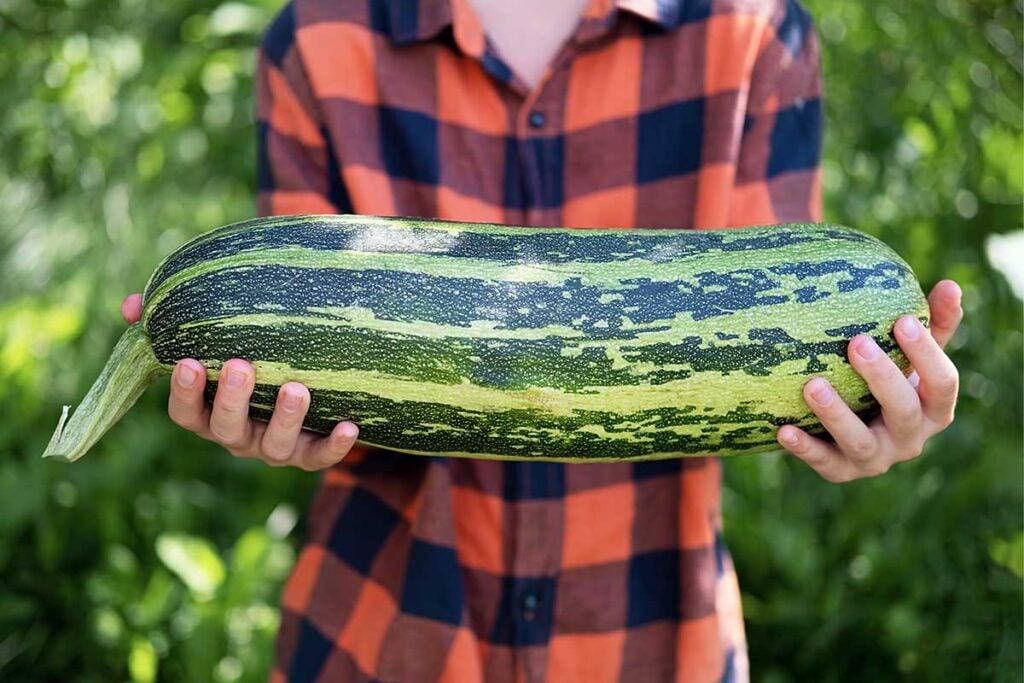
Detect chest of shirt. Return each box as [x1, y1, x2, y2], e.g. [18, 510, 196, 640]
[296, 18, 754, 228]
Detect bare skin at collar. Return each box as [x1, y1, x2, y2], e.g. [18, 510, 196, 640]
[467, 0, 590, 89]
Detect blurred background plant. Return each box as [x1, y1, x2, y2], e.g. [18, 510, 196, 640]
[0, 0, 1020, 680]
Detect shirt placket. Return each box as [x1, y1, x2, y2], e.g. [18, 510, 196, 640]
[510, 75, 566, 228]
[448, 9, 623, 683]
[471, 48, 570, 683]
[506, 44, 597, 683]
[500, 13, 622, 228]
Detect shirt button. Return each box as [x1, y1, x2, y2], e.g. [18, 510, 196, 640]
[528, 111, 546, 128]
[521, 591, 539, 620]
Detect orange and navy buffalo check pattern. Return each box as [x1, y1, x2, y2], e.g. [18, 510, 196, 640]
[256, 0, 822, 680]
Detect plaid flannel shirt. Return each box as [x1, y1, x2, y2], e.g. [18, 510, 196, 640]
[256, 0, 822, 680]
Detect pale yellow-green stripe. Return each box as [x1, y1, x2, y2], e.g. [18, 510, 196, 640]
[183, 356, 885, 419]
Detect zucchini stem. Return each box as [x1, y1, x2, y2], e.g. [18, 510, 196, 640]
[43, 323, 166, 462]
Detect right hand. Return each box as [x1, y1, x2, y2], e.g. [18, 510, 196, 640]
[122, 294, 359, 470]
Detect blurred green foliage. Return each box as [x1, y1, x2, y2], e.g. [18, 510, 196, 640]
[0, 0, 1020, 680]
[727, 1, 1024, 680]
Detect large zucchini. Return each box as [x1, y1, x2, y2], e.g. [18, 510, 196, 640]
[44, 215, 928, 463]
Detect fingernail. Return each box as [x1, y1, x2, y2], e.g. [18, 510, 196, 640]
[225, 367, 246, 388]
[178, 364, 197, 388]
[282, 390, 302, 412]
[809, 378, 835, 406]
[781, 428, 799, 447]
[855, 337, 880, 361]
[340, 422, 358, 439]
[899, 316, 921, 340]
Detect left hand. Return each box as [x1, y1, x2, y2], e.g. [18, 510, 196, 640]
[777, 280, 963, 482]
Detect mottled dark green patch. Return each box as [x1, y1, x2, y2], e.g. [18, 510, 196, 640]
[825, 322, 879, 337]
[794, 285, 831, 303]
[201, 382, 857, 459]
[193, 381, 882, 460]
[148, 217, 852, 294]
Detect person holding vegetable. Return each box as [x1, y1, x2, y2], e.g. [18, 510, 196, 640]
[121, 0, 962, 679]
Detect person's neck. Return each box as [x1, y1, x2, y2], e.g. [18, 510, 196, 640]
[467, 0, 590, 90]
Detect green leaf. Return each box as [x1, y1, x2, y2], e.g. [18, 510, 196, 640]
[990, 532, 1024, 578]
[130, 569, 176, 627]
[128, 636, 158, 683]
[155, 533, 226, 600]
[231, 527, 270, 574]
[92, 606, 124, 647]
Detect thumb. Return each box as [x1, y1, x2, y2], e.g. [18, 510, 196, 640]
[121, 293, 143, 324]
[926, 280, 963, 349]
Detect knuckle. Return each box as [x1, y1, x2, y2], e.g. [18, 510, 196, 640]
[942, 406, 956, 427]
[168, 380, 192, 402]
[812, 404, 843, 426]
[312, 446, 347, 470]
[167, 407, 191, 429]
[817, 401, 841, 419]
[890, 402, 919, 425]
[273, 409, 303, 430]
[861, 459, 892, 477]
[209, 425, 244, 448]
[801, 448, 830, 468]
[327, 439, 353, 461]
[276, 395, 310, 426]
[214, 393, 249, 414]
[865, 365, 897, 392]
[168, 404, 203, 433]
[801, 458, 823, 474]
[325, 445, 349, 464]
[261, 438, 293, 462]
[905, 439, 925, 460]
[862, 350, 891, 370]
[296, 456, 324, 472]
[258, 454, 289, 468]
[849, 435, 877, 459]
[884, 361, 909, 383]
[173, 416, 203, 434]
[823, 470, 853, 484]
[934, 371, 959, 396]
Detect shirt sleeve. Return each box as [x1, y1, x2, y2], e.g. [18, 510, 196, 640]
[728, 0, 824, 227]
[253, 4, 373, 466]
[255, 3, 349, 218]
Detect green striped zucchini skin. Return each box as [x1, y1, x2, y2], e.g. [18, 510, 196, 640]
[139, 214, 928, 461]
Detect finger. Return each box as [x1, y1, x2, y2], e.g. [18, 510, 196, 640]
[803, 377, 879, 465]
[848, 335, 922, 442]
[894, 315, 959, 425]
[778, 425, 857, 483]
[209, 359, 256, 450]
[260, 383, 310, 462]
[926, 280, 963, 349]
[167, 359, 211, 436]
[298, 421, 359, 471]
[121, 293, 143, 324]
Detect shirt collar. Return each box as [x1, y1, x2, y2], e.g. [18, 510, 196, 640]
[381, 0, 686, 46]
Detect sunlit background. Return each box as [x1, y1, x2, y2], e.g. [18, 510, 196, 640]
[1, 0, 1021, 680]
